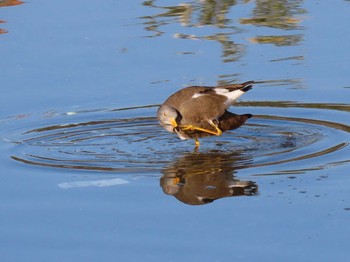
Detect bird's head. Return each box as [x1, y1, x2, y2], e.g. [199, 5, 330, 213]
[157, 105, 179, 133]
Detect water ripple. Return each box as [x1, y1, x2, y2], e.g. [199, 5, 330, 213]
[3, 102, 350, 176]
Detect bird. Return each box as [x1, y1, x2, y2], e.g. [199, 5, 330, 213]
[157, 81, 254, 147]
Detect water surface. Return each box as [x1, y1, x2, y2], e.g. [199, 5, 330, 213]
[1, 1, 350, 261]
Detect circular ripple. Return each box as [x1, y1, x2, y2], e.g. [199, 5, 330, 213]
[4, 102, 350, 175]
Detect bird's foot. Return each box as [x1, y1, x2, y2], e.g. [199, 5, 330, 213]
[179, 123, 222, 136]
[179, 124, 196, 131]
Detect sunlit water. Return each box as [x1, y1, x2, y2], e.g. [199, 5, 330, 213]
[1, 0, 350, 261]
[2, 101, 349, 208]
[4, 103, 350, 176]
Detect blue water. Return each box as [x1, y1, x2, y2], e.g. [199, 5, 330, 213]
[1, 1, 350, 261]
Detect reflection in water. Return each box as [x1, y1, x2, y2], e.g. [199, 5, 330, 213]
[173, 32, 244, 63]
[249, 34, 303, 47]
[270, 56, 304, 62]
[160, 151, 258, 205]
[241, 0, 305, 29]
[0, 0, 24, 34]
[0, 21, 6, 35]
[254, 79, 304, 89]
[141, 0, 306, 64]
[241, 0, 305, 46]
[141, 0, 244, 63]
[142, 0, 238, 33]
[236, 100, 350, 113]
[58, 178, 129, 189]
[0, 0, 23, 7]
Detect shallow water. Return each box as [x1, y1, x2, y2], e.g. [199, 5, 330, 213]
[4, 102, 350, 176]
[1, 1, 350, 261]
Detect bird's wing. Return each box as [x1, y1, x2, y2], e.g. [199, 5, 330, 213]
[162, 86, 209, 110]
[179, 93, 228, 123]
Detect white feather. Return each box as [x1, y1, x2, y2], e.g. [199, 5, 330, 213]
[215, 88, 245, 105]
[192, 93, 204, 99]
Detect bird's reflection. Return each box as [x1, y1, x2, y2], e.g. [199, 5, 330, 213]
[160, 150, 258, 205]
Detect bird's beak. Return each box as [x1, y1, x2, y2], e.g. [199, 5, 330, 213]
[170, 118, 178, 128]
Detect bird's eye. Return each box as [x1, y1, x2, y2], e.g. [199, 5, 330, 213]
[163, 113, 167, 117]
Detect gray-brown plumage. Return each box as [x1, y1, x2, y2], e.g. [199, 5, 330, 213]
[157, 81, 254, 146]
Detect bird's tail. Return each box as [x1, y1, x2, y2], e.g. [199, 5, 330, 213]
[215, 81, 254, 105]
[223, 81, 254, 92]
[218, 112, 252, 132]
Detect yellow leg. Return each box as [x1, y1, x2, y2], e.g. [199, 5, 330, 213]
[180, 120, 222, 136]
[195, 137, 200, 148]
[208, 120, 223, 136]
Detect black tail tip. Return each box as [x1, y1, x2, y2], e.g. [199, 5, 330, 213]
[241, 81, 255, 92]
[241, 85, 252, 92]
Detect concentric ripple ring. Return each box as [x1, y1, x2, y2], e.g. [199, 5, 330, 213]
[3, 102, 349, 176]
